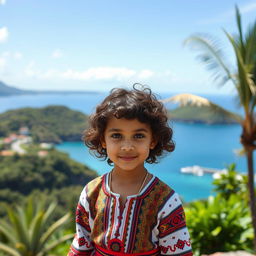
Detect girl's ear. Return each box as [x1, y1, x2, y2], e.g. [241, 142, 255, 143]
[100, 138, 106, 148]
[150, 139, 157, 149]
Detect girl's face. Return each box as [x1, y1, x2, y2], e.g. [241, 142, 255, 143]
[102, 118, 157, 173]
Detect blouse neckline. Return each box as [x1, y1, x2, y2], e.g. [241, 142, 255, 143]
[103, 172, 157, 199]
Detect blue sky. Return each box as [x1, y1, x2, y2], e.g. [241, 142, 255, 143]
[0, 0, 256, 94]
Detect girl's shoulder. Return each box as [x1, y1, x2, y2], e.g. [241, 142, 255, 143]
[153, 175, 175, 194]
[81, 173, 107, 199]
[152, 175, 183, 204]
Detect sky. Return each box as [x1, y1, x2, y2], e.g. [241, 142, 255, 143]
[0, 0, 256, 94]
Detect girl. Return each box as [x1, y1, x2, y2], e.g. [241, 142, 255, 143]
[68, 85, 193, 256]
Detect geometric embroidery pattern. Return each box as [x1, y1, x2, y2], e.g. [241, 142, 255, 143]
[131, 179, 174, 253]
[76, 203, 91, 232]
[160, 239, 192, 254]
[158, 205, 186, 238]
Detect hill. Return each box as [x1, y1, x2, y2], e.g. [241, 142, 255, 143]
[0, 81, 30, 96]
[0, 105, 88, 143]
[168, 105, 242, 124]
[163, 93, 242, 124]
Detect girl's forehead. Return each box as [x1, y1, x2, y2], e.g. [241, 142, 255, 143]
[105, 117, 151, 131]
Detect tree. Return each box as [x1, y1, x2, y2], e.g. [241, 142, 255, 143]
[184, 6, 256, 251]
[0, 197, 73, 256]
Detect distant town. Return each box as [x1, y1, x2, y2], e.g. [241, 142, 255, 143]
[0, 126, 53, 157]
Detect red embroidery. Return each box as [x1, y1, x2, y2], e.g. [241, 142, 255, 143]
[78, 237, 86, 246]
[76, 203, 91, 232]
[158, 205, 186, 238]
[77, 236, 92, 248]
[108, 238, 125, 253]
[160, 239, 191, 253]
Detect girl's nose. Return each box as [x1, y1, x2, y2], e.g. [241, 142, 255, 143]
[120, 140, 134, 151]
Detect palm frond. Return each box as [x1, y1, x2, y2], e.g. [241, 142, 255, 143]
[38, 212, 70, 251]
[0, 243, 20, 256]
[224, 30, 254, 110]
[6, 207, 30, 248]
[184, 34, 235, 86]
[37, 233, 74, 256]
[0, 220, 17, 244]
[24, 197, 34, 227]
[235, 5, 246, 60]
[29, 211, 45, 253]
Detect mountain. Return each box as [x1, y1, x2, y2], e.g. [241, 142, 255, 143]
[0, 80, 99, 96]
[0, 81, 30, 96]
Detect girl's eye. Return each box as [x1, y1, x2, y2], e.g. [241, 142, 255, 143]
[111, 133, 122, 139]
[134, 133, 145, 139]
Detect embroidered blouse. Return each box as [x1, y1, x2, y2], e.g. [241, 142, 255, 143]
[68, 173, 193, 256]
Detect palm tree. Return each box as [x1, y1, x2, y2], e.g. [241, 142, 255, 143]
[0, 197, 73, 256]
[184, 6, 256, 251]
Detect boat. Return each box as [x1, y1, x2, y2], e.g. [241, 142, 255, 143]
[180, 165, 227, 177]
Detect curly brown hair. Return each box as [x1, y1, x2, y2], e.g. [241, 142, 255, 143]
[83, 84, 175, 164]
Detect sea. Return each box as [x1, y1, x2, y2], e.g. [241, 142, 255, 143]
[0, 92, 254, 202]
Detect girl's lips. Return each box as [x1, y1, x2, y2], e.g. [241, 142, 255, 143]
[118, 156, 137, 161]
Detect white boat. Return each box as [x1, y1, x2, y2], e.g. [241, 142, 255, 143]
[180, 165, 227, 177]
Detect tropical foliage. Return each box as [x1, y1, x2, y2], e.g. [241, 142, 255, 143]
[0, 150, 97, 218]
[0, 198, 73, 256]
[212, 163, 248, 200]
[185, 194, 253, 256]
[185, 6, 256, 251]
[185, 166, 254, 255]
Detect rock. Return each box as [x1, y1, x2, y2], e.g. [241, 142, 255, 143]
[202, 251, 255, 256]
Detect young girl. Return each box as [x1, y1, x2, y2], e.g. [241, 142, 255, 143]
[68, 86, 193, 256]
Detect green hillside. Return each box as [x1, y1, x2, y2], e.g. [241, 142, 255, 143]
[168, 105, 242, 124]
[0, 105, 88, 143]
[0, 150, 97, 218]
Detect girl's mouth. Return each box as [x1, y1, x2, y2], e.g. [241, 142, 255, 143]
[118, 156, 137, 161]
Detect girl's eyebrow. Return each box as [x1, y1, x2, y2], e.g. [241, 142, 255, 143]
[107, 128, 149, 133]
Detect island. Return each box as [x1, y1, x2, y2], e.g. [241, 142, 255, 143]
[163, 93, 242, 124]
[167, 105, 241, 124]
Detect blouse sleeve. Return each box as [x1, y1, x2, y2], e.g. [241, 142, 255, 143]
[68, 186, 94, 256]
[158, 192, 193, 256]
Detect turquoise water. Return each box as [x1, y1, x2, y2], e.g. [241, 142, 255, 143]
[1, 93, 254, 202]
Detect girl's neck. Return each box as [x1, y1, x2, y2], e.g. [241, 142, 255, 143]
[111, 167, 147, 184]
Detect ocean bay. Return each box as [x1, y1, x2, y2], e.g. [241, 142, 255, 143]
[1, 92, 253, 202]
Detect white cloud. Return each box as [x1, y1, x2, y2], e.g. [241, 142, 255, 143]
[61, 67, 136, 81]
[22, 65, 157, 84]
[0, 0, 6, 5]
[137, 69, 154, 79]
[0, 27, 8, 43]
[52, 49, 63, 58]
